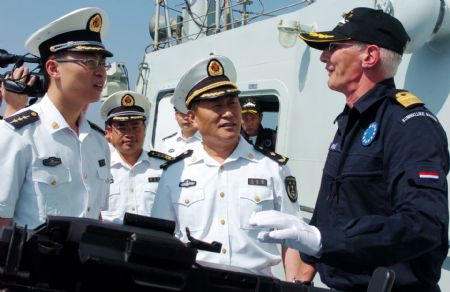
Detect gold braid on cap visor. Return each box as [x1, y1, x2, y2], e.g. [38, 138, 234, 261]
[185, 81, 238, 106]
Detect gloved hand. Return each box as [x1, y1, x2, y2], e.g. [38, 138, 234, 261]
[249, 210, 322, 257]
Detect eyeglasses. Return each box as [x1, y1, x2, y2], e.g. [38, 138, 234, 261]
[327, 42, 354, 53]
[327, 42, 367, 53]
[111, 122, 145, 135]
[54, 58, 111, 70]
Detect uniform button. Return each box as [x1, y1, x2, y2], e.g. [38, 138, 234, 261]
[247, 153, 254, 160]
[131, 207, 136, 212]
[51, 121, 59, 129]
[87, 206, 91, 212]
[185, 199, 190, 204]
[130, 188, 134, 193]
[255, 195, 261, 203]
[219, 192, 225, 198]
[220, 165, 224, 171]
[191, 156, 197, 162]
[50, 180, 57, 187]
[221, 248, 227, 254]
[220, 219, 225, 225]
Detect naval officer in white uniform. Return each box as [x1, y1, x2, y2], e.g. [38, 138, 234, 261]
[0, 7, 113, 229]
[152, 55, 302, 280]
[100, 90, 173, 223]
[158, 95, 202, 156]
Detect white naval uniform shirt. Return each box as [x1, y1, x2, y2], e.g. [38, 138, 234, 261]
[0, 95, 111, 229]
[158, 130, 202, 156]
[101, 150, 165, 223]
[152, 137, 300, 275]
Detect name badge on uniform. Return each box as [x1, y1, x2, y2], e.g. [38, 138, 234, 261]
[248, 178, 267, 186]
[179, 179, 196, 188]
[98, 159, 106, 167]
[148, 177, 160, 183]
[285, 176, 298, 203]
[42, 157, 62, 167]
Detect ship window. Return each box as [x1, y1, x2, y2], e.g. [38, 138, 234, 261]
[240, 94, 279, 150]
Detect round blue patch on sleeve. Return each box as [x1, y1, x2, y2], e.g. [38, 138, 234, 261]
[361, 122, 378, 146]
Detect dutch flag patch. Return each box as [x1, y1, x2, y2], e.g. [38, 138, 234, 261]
[418, 171, 440, 179]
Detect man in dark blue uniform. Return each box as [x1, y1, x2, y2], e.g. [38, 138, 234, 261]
[249, 7, 449, 292]
[240, 97, 277, 151]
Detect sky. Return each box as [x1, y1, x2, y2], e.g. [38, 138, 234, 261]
[0, 0, 297, 117]
[1, 0, 297, 87]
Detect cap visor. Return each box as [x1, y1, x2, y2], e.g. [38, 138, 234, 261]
[108, 115, 146, 122]
[68, 46, 113, 57]
[242, 109, 259, 114]
[299, 31, 351, 50]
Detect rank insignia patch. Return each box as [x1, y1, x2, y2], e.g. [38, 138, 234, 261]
[285, 176, 298, 202]
[98, 159, 106, 167]
[248, 178, 268, 186]
[148, 177, 160, 183]
[361, 122, 378, 146]
[179, 179, 197, 188]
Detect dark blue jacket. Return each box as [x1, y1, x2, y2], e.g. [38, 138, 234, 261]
[302, 79, 449, 292]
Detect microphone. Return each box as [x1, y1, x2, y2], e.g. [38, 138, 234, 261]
[0, 49, 40, 68]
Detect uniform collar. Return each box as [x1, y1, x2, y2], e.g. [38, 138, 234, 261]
[186, 136, 256, 166]
[177, 130, 202, 142]
[111, 149, 148, 168]
[39, 94, 91, 137]
[353, 78, 396, 115]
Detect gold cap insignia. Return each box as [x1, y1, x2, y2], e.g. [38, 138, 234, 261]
[88, 14, 102, 33]
[121, 94, 135, 107]
[307, 32, 335, 39]
[208, 59, 224, 77]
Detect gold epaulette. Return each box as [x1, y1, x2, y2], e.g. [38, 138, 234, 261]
[160, 150, 193, 170]
[254, 145, 289, 165]
[395, 91, 424, 109]
[88, 121, 105, 135]
[5, 110, 39, 129]
[148, 150, 175, 161]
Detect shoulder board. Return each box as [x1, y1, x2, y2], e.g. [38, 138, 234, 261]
[5, 110, 39, 129]
[88, 121, 105, 135]
[395, 91, 424, 109]
[162, 132, 177, 141]
[148, 150, 175, 161]
[160, 149, 193, 170]
[254, 145, 288, 165]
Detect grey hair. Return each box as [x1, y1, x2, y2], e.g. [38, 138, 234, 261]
[378, 48, 402, 78]
[352, 42, 402, 78]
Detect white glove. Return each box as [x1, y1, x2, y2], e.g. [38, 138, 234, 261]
[249, 210, 322, 257]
